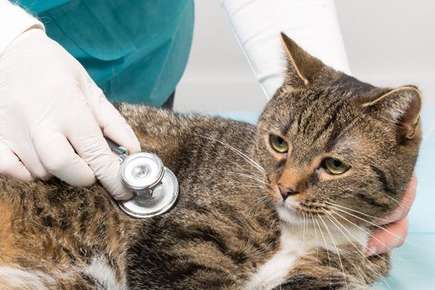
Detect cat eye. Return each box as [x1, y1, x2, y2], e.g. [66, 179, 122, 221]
[322, 158, 350, 175]
[269, 134, 289, 153]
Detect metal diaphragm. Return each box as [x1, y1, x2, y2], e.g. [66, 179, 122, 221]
[117, 152, 179, 218]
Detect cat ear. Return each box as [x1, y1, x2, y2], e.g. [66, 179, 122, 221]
[362, 85, 422, 139]
[280, 33, 328, 87]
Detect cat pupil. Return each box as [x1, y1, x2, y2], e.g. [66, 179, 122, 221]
[333, 159, 341, 167]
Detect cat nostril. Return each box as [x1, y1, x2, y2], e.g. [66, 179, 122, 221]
[278, 185, 299, 200]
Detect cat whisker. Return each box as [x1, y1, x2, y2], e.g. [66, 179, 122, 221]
[324, 201, 389, 224]
[256, 197, 271, 207]
[324, 211, 370, 256]
[225, 159, 264, 177]
[309, 214, 321, 261]
[379, 192, 406, 208]
[326, 204, 406, 244]
[323, 211, 392, 290]
[194, 134, 265, 174]
[232, 172, 268, 186]
[329, 215, 391, 289]
[302, 211, 307, 247]
[235, 180, 267, 189]
[241, 185, 267, 192]
[317, 214, 350, 290]
[321, 202, 423, 253]
[322, 213, 371, 284]
[327, 208, 388, 247]
[328, 205, 423, 256]
[228, 167, 268, 187]
[326, 209, 419, 270]
[312, 213, 335, 289]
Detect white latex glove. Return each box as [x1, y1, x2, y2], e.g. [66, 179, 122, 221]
[0, 28, 140, 200]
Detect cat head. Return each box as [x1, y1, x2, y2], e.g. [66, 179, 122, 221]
[256, 33, 421, 228]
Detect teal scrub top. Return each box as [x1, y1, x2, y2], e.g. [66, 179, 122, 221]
[17, 0, 194, 106]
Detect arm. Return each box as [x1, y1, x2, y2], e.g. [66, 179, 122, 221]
[221, 0, 350, 99]
[0, 1, 140, 199]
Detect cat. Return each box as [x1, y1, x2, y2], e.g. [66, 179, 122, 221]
[0, 33, 421, 290]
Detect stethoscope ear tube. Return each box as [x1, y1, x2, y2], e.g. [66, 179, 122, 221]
[106, 138, 179, 218]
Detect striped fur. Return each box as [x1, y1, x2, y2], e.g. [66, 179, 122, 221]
[0, 35, 421, 289]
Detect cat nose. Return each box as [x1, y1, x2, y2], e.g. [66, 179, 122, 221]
[278, 184, 299, 200]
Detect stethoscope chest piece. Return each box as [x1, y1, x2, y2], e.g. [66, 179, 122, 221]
[117, 152, 179, 218]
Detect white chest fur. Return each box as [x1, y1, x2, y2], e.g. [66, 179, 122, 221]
[243, 223, 369, 290]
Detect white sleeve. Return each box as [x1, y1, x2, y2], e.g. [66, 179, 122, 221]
[0, 0, 44, 56]
[222, 0, 351, 99]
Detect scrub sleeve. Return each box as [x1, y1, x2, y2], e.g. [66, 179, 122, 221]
[17, 0, 195, 106]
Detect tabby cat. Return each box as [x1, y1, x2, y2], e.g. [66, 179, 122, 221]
[0, 34, 421, 290]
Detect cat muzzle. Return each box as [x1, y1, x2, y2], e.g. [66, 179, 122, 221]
[107, 139, 179, 218]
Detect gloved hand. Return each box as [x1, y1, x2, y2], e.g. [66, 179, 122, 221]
[0, 28, 140, 200]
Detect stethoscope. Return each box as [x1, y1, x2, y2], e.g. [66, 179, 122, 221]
[108, 140, 179, 218]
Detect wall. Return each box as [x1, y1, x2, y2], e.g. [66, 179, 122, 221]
[175, 0, 435, 114]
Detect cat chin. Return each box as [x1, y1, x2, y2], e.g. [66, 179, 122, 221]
[276, 205, 306, 225]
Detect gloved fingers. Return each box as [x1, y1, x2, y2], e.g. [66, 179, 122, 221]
[65, 108, 133, 200]
[97, 97, 141, 154]
[80, 78, 141, 154]
[13, 139, 51, 180]
[31, 129, 96, 187]
[0, 141, 33, 181]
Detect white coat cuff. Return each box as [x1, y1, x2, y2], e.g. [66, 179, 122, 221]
[0, 0, 44, 57]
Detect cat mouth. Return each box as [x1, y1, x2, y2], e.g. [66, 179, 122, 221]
[276, 202, 329, 225]
[279, 200, 318, 215]
[274, 195, 328, 224]
[270, 184, 329, 223]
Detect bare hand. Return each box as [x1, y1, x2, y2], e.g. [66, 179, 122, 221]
[366, 175, 417, 256]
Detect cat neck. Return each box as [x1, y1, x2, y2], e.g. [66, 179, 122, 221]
[279, 220, 369, 254]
